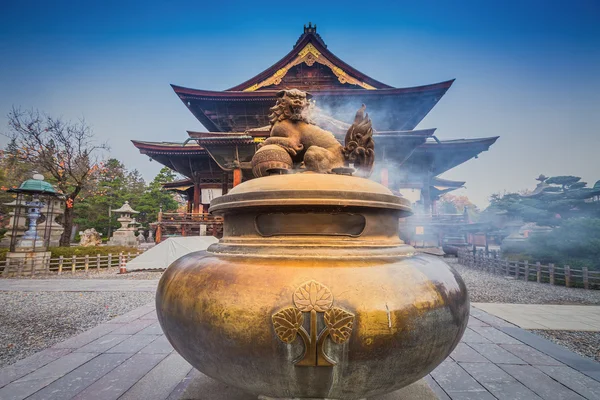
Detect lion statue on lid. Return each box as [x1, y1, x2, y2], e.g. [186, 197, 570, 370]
[251, 89, 374, 177]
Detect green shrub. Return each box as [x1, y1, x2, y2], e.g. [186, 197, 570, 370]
[0, 246, 137, 262]
[502, 218, 600, 271]
[47, 246, 139, 259]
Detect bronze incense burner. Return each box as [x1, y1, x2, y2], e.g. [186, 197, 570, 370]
[156, 92, 468, 399]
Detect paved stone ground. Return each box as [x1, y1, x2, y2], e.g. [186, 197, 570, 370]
[473, 303, 600, 331]
[1, 303, 599, 400]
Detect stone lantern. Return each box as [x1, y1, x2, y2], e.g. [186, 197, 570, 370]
[107, 201, 139, 246]
[3, 173, 62, 276]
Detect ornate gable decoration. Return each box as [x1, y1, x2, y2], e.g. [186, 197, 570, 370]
[244, 43, 376, 92]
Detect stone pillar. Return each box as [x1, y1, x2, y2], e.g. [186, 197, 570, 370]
[0, 201, 27, 248]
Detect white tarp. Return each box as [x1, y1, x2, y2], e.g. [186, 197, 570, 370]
[125, 236, 218, 271]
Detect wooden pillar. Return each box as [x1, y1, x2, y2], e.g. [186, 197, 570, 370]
[380, 168, 389, 188]
[193, 182, 201, 214]
[233, 168, 242, 187]
[156, 211, 162, 243]
[222, 172, 229, 195]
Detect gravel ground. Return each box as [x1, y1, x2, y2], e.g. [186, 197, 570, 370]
[531, 330, 600, 362]
[0, 291, 155, 368]
[447, 258, 600, 305]
[15, 268, 164, 280]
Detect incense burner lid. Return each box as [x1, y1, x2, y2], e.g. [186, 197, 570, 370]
[209, 173, 412, 215]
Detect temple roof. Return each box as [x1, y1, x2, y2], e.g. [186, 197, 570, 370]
[131, 140, 207, 155]
[430, 177, 466, 199]
[171, 25, 454, 132]
[131, 140, 220, 179]
[227, 23, 392, 92]
[401, 137, 499, 176]
[173, 82, 453, 133]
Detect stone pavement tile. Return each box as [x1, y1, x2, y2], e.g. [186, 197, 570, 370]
[74, 334, 131, 353]
[120, 352, 193, 400]
[52, 322, 126, 349]
[423, 375, 451, 400]
[429, 360, 493, 399]
[27, 353, 132, 400]
[500, 364, 586, 400]
[138, 335, 174, 354]
[470, 326, 523, 344]
[468, 343, 527, 364]
[106, 333, 160, 354]
[140, 309, 158, 320]
[470, 306, 516, 328]
[72, 353, 168, 400]
[166, 368, 201, 400]
[137, 321, 165, 335]
[0, 348, 73, 388]
[467, 317, 489, 327]
[178, 371, 256, 400]
[460, 328, 492, 344]
[498, 327, 600, 380]
[530, 315, 598, 331]
[449, 343, 489, 363]
[107, 303, 155, 324]
[500, 344, 563, 366]
[110, 318, 155, 334]
[0, 352, 98, 400]
[536, 365, 600, 399]
[494, 318, 550, 330]
[460, 362, 542, 400]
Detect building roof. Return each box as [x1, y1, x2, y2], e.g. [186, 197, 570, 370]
[112, 201, 139, 214]
[402, 137, 499, 176]
[171, 25, 454, 132]
[228, 23, 392, 92]
[131, 140, 207, 155]
[430, 177, 466, 199]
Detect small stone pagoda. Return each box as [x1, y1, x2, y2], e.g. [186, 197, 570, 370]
[107, 201, 139, 247]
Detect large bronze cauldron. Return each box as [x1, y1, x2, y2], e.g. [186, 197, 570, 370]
[156, 173, 469, 399]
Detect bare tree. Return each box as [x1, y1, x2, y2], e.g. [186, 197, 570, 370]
[6, 107, 108, 246]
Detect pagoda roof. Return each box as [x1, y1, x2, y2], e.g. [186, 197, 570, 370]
[162, 178, 194, 193]
[173, 82, 453, 132]
[171, 25, 454, 132]
[430, 177, 466, 199]
[131, 140, 221, 180]
[401, 137, 499, 176]
[131, 140, 207, 155]
[228, 23, 392, 91]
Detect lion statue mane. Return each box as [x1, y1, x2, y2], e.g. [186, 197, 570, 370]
[251, 89, 374, 178]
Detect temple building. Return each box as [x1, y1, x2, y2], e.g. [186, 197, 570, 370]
[133, 24, 497, 234]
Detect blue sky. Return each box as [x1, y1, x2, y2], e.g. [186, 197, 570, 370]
[1, 0, 599, 207]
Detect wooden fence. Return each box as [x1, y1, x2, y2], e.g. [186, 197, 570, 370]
[0, 252, 141, 278]
[457, 249, 600, 290]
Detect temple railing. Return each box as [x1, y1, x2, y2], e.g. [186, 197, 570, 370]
[154, 212, 223, 241]
[458, 248, 600, 290]
[158, 212, 223, 224]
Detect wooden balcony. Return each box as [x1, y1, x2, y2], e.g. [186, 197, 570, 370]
[154, 212, 223, 241]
